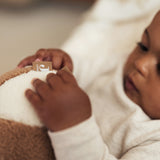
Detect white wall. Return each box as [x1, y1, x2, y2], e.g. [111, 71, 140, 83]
[0, 1, 92, 75]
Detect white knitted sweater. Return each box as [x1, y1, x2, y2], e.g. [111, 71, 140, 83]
[49, 59, 160, 160]
[48, 0, 160, 159]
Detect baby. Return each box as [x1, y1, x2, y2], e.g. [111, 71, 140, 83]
[123, 10, 160, 120]
[18, 11, 160, 160]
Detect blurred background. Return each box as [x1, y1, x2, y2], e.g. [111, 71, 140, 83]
[0, 0, 95, 75]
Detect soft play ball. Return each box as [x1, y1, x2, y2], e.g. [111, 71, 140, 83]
[0, 66, 56, 160]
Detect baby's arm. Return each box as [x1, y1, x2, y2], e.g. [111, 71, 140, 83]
[25, 68, 160, 160]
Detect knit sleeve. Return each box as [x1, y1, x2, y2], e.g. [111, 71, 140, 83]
[48, 116, 160, 160]
[60, 0, 160, 90]
[88, 0, 160, 22]
[48, 116, 106, 160]
[61, 21, 119, 90]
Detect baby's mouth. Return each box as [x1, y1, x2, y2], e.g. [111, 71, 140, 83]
[124, 76, 139, 93]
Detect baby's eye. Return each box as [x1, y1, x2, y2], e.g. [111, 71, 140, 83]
[137, 42, 148, 52]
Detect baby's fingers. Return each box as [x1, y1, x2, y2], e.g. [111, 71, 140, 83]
[63, 55, 73, 72]
[57, 68, 77, 85]
[36, 49, 51, 61]
[33, 79, 51, 99]
[18, 55, 37, 68]
[47, 49, 73, 71]
[52, 54, 63, 70]
[25, 89, 42, 110]
[18, 49, 47, 68]
[46, 73, 63, 89]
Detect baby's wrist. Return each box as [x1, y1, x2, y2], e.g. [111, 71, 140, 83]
[48, 112, 92, 132]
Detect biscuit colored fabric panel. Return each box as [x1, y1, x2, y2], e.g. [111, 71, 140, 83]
[0, 118, 55, 160]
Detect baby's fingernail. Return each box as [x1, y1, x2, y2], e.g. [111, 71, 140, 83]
[35, 58, 41, 62]
[61, 66, 72, 74]
[17, 64, 22, 68]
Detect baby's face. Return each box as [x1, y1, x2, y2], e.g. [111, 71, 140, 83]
[123, 11, 160, 119]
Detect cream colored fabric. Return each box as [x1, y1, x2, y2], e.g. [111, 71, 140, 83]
[87, 0, 160, 22]
[48, 0, 160, 159]
[49, 61, 160, 160]
[0, 68, 56, 127]
[0, 67, 32, 86]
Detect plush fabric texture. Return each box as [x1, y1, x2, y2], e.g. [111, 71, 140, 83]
[0, 67, 55, 160]
[0, 118, 55, 160]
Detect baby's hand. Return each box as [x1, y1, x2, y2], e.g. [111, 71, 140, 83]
[25, 68, 91, 132]
[18, 49, 73, 72]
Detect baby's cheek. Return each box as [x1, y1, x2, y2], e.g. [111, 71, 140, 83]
[141, 94, 160, 119]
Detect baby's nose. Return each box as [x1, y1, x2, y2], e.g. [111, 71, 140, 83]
[134, 54, 155, 77]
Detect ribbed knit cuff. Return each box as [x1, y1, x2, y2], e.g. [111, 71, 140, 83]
[48, 116, 105, 160]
